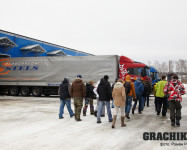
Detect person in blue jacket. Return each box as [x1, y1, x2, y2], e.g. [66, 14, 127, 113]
[132, 77, 144, 114]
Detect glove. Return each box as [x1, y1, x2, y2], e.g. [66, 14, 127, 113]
[133, 98, 137, 102]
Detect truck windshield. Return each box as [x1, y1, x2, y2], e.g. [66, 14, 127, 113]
[127, 67, 150, 77]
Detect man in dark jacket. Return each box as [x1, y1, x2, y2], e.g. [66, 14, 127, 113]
[70, 75, 86, 121]
[58, 78, 74, 119]
[144, 79, 152, 107]
[142, 79, 152, 107]
[97, 75, 113, 123]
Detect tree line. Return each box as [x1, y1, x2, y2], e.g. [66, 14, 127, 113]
[148, 59, 187, 83]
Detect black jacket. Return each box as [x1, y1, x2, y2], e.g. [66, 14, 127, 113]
[142, 81, 152, 97]
[59, 78, 71, 100]
[86, 83, 94, 98]
[97, 78, 112, 101]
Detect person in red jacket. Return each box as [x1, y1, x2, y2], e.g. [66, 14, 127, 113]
[164, 75, 186, 126]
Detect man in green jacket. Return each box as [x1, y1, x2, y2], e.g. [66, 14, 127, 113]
[155, 75, 168, 116]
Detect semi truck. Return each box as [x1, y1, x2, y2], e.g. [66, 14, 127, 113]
[0, 55, 150, 96]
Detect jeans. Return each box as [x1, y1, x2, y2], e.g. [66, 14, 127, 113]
[59, 99, 74, 118]
[125, 96, 132, 115]
[97, 101, 112, 121]
[132, 95, 143, 113]
[111, 99, 114, 108]
[95, 97, 105, 115]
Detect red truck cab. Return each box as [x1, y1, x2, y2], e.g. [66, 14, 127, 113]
[119, 55, 150, 81]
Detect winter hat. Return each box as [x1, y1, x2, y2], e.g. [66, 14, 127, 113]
[77, 75, 82, 78]
[137, 77, 141, 81]
[104, 75, 109, 80]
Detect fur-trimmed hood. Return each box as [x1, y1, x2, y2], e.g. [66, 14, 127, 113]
[114, 82, 123, 89]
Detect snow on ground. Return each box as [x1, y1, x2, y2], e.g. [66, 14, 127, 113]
[184, 84, 187, 94]
[0, 95, 187, 150]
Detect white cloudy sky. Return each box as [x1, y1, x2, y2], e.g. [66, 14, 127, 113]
[0, 0, 187, 64]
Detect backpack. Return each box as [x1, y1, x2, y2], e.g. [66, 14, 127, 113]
[144, 83, 149, 93]
[124, 81, 131, 95]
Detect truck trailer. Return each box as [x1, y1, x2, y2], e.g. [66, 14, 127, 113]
[0, 55, 118, 96]
[0, 55, 150, 96]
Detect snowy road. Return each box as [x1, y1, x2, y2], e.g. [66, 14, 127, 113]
[0, 95, 187, 150]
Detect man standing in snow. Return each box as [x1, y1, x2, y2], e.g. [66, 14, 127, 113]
[58, 77, 74, 119]
[70, 75, 86, 121]
[155, 75, 167, 116]
[97, 75, 113, 123]
[164, 75, 186, 126]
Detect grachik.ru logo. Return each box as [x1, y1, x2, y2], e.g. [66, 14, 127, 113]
[0, 59, 12, 75]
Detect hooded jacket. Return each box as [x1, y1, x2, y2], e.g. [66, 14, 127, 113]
[112, 82, 126, 106]
[86, 82, 94, 98]
[124, 75, 136, 98]
[97, 78, 112, 101]
[142, 80, 152, 97]
[59, 78, 71, 100]
[134, 80, 144, 96]
[164, 79, 185, 102]
[70, 78, 86, 98]
[155, 80, 167, 98]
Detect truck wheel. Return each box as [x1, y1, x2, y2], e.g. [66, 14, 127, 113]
[8, 87, 19, 96]
[32, 87, 41, 97]
[20, 87, 30, 96]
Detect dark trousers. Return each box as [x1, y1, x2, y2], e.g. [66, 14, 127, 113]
[154, 96, 159, 111]
[145, 95, 150, 106]
[132, 95, 143, 113]
[157, 97, 167, 116]
[169, 101, 182, 120]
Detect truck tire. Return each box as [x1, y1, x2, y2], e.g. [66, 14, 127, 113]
[20, 87, 30, 96]
[8, 87, 19, 96]
[31, 87, 41, 97]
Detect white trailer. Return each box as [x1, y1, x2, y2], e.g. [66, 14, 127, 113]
[0, 55, 118, 96]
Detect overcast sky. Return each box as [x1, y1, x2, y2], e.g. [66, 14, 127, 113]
[0, 0, 187, 64]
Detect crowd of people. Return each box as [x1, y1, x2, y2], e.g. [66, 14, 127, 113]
[58, 74, 186, 128]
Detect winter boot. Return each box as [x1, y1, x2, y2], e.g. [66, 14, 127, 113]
[94, 111, 97, 117]
[132, 109, 134, 114]
[171, 119, 175, 127]
[112, 115, 117, 128]
[90, 111, 94, 115]
[121, 116, 126, 127]
[176, 118, 180, 126]
[125, 114, 130, 119]
[83, 112, 86, 116]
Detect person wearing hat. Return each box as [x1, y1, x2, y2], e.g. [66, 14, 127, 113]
[97, 75, 113, 123]
[58, 77, 74, 119]
[70, 75, 86, 121]
[132, 77, 144, 114]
